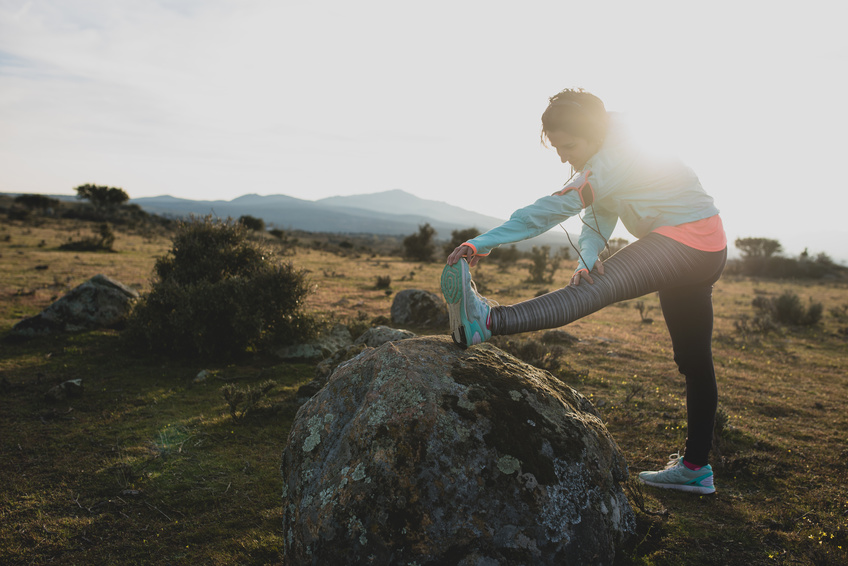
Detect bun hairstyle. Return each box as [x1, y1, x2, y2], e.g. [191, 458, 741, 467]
[541, 88, 609, 146]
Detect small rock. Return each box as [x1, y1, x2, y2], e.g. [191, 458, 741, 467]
[45, 379, 84, 401]
[9, 274, 139, 340]
[541, 330, 580, 345]
[390, 289, 449, 329]
[276, 324, 353, 361]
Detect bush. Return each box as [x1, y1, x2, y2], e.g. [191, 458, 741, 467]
[527, 246, 561, 284]
[59, 223, 116, 252]
[221, 380, 276, 423]
[238, 215, 265, 231]
[402, 223, 436, 262]
[752, 290, 823, 326]
[490, 244, 521, 271]
[15, 194, 60, 212]
[125, 216, 316, 360]
[443, 227, 480, 257]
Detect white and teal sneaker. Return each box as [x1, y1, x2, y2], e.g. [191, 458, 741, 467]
[441, 259, 492, 348]
[638, 454, 716, 495]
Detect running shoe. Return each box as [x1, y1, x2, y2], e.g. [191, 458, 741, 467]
[440, 259, 492, 348]
[638, 454, 716, 495]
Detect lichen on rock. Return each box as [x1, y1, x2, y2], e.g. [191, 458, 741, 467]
[281, 335, 635, 565]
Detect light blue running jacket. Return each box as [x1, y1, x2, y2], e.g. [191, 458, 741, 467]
[464, 113, 720, 273]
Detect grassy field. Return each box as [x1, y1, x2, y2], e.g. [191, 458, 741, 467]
[1, 216, 847, 565]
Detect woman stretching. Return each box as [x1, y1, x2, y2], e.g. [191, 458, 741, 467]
[441, 88, 726, 495]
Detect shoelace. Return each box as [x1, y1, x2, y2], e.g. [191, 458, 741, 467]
[664, 453, 683, 469]
[469, 279, 500, 309]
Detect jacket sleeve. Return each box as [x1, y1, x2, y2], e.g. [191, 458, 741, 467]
[575, 203, 618, 272]
[463, 190, 585, 257]
[463, 171, 595, 257]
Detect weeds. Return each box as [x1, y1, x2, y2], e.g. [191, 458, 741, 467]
[490, 335, 588, 382]
[624, 478, 668, 518]
[635, 301, 654, 323]
[221, 380, 277, 423]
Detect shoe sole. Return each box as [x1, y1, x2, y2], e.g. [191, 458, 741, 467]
[638, 477, 716, 495]
[441, 261, 468, 348]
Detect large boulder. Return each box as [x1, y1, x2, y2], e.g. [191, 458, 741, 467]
[390, 288, 449, 329]
[9, 274, 138, 339]
[281, 335, 634, 565]
[299, 325, 416, 404]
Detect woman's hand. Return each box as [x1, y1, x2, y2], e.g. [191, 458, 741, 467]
[446, 244, 480, 266]
[569, 262, 605, 286]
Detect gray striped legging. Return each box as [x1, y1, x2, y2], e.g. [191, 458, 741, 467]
[490, 232, 727, 466]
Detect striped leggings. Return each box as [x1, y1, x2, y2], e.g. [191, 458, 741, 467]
[490, 232, 727, 465]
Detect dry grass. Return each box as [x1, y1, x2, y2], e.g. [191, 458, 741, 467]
[1, 216, 847, 565]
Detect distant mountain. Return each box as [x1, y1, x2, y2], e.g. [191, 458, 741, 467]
[129, 190, 514, 240]
[316, 189, 502, 228]
[0, 189, 577, 251]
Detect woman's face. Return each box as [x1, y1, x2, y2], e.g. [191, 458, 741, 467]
[546, 130, 600, 171]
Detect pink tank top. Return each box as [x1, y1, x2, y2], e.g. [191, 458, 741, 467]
[652, 214, 726, 252]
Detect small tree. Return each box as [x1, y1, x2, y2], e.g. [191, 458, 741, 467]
[443, 227, 480, 257]
[735, 237, 780, 274]
[491, 244, 521, 271]
[735, 237, 783, 259]
[239, 215, 265, 232]
[403, 223, 436, 262]
[14, 194, 60, 212]
[75, 184, 129, 209]
[125, 216, 315, 360]
[527, 245, 561, 284]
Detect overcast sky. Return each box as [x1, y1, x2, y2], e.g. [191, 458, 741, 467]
[2, 1, 847, 259]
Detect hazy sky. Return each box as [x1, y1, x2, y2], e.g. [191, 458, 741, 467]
[2, 1, 847, 258]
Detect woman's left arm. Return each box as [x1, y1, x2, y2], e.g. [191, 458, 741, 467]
[459, 191, 586, 261]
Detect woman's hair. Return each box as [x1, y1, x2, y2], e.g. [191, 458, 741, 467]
[541, 88, 609, 146]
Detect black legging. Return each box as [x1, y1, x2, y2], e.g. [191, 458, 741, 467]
[490, 232, 727, 466]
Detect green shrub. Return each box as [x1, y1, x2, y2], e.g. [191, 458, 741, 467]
[490, 244, 521, 271]
[402, 223, 436, 262]
[221, 380, 277, 423]
[14, 194, 60, 212]
[238, 215, 265, 231]
[527, 246, 561, 284]
[443, 227, 480, 257]
[752, 290, 823, 326]
[59, 223, 116, 252]
[125, 216, 315, 360]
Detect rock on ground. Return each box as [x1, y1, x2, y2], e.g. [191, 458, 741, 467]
[281, 335, 635, 565]
[9, 274, 138, 339]
[299, 325, 416, 404]
[390, 289, 449, 329]
[276, 324, 354, 362]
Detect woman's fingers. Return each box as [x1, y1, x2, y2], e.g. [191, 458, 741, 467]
[447, 245, 474, 265]
[570, 267, 599, 286]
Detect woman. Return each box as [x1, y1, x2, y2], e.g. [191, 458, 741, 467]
[441, 88, 726, 495]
